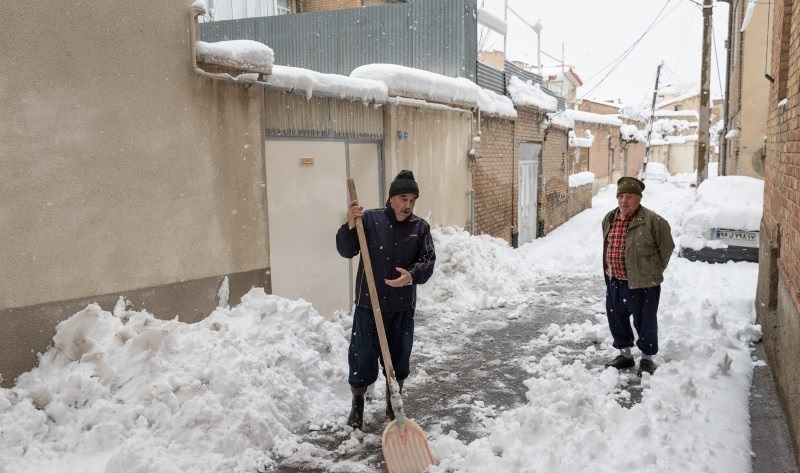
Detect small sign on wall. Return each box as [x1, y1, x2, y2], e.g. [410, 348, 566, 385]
[299, 157, 315, 166]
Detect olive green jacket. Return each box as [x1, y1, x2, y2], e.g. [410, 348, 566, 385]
[602, 205, 675, 289]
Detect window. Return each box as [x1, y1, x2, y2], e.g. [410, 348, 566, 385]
[276, 0, 290, 14]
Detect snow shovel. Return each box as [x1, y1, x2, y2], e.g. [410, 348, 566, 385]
[347, 178, 436, 473]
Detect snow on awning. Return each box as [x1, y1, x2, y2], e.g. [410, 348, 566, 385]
[725, 129, 739, 139]
[196, 40, 274, 75]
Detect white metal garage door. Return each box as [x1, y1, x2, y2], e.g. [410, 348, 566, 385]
[518, 142, 541, 245]
[265, 139, 381, 317]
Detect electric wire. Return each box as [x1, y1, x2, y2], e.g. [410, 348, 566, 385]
[569, 0, 682, 106]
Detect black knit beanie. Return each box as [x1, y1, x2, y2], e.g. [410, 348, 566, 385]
[388, 170, 419, 197]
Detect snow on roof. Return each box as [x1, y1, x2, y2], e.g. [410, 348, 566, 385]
[620, 124, 646, 142]
[263, 65, 388, 102]
[507, 75, 558, 111]
[656, 90, 699, 109]
[682, 176, 764, 235]
[655, 109, 700, 119]
[351, 63, 481, 106]
[540, 66, 584, 86]
[196, 40, 517, 116]
[579, 97, 622, 109]
[548, 110, 574, 129]
[195, 40, 274, 73]
[477, 88, 518, 118]
[566, 109, 622, 127]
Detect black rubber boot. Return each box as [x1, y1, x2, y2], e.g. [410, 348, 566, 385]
[347, 387, 366, 429]
[385, 379, 404, 420]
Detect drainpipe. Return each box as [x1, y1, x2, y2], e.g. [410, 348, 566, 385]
[189, 3, 260, 86]
[717, 0, 733, 176]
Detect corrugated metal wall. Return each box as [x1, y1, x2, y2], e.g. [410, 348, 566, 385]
[477, 61, 565, 111]
[476, 62, 505, 96]
[201, 0, 478, 80]
[264, 89, 383, 139]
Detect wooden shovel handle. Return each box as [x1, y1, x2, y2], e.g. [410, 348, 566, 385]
[347, 179, 396, 381]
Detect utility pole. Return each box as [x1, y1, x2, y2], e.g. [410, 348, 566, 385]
[643, 62, 663, 175]
[696, 0, 713, 187]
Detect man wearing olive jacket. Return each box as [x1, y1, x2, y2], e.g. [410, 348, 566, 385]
[336, 170, 436, 430]
[602, 176, 675, 376]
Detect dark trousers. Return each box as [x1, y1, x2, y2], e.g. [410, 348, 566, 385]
[605, 277, 661, 356]
[348, 305, 415, 389]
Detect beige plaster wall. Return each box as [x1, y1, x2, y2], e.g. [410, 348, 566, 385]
[738, 2, 769, 178]
[1, 1, 268, 309]
[383, 104, 472, 229]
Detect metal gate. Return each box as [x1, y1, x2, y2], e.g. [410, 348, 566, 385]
[518, 143, 541, 245]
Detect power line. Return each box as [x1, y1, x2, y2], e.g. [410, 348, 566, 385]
[574, 0, 681, 103]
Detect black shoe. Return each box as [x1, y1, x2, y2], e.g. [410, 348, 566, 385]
[605, 354, 635, 369]
[638, 358, 656, 377]
[347, 394, 365, 429]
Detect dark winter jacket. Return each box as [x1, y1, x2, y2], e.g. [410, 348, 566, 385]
[336, 203, 436, 312]
[602, 205, 675, 289]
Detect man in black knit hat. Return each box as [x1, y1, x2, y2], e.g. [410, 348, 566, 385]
[335, 170, 436, 430]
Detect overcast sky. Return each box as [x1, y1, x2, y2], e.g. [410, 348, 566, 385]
[478, 0, 730, 106]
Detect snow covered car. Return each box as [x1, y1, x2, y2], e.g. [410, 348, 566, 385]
[640, 162, 669, 183]
[678, 176, 763, 263]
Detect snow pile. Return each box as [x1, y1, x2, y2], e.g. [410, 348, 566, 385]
[0, 290, 350, 473]
[419, 227, 538, 313]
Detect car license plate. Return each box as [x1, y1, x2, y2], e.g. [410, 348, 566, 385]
[713, 228, 759, 248]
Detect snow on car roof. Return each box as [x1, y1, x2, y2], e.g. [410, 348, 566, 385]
[684, 176, 764, 232]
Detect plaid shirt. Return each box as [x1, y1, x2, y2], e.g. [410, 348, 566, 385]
[605, 209, 635, 279]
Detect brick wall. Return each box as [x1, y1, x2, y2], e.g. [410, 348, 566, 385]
[539, 125, 571, 236]
[567, 183, 592, 219]
[472, 114, 516, 243]
[295, 0, 394, 12]
[758, 0, 800, 463]
[764, 0, 800, 311]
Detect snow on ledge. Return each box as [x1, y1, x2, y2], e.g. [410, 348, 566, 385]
[196, 40, 274, 74]
[569, 171, 595, 188]
[507, 76, 558, 111]
[351, 64, 481, 108]
[263, 65, 388, 102]
[725, 129, 739, 139]
[566, 109, 622, 127]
